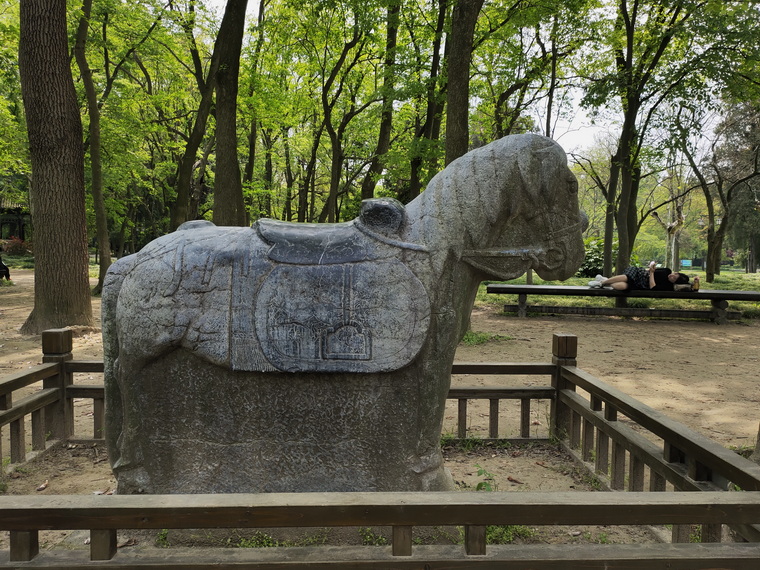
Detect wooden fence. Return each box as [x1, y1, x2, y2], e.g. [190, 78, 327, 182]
[2, 329, 760, 567]
[3, 491, 760, 567]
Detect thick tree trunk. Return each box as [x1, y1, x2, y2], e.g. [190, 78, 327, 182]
[212, 0, 248, 226]
[444, 0, 484, 165]
[19, 0, 93, 333]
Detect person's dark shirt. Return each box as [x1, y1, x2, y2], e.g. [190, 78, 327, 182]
[651, 268, 674, 291]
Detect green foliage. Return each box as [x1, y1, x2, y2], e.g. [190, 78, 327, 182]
[440, 431, 457, 447]
[486, 524, 535, 544]
[238, 532, 281, 548]
[460, 330, 514, 346]
[457, 437, 482, 452]
[155, 529, 170, 548]
[358, 527, 388, 546]
[468, 464, 535, 544]
[0, 0, 756, 266]
[234, 530, 329, 548]
[474, 464, 496, 492]
[0, 457, 8, 493]
[575, 238, 606, 278]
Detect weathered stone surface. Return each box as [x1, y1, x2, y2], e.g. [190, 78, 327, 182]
[102, 133, 586, 494]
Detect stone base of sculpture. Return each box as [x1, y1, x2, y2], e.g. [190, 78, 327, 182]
[114, 349, 452, 493]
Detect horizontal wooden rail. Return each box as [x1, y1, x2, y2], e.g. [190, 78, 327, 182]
[0, 387, 58, 426]
[560, 366, 760, 491]
[560, 389, 717, 492]
[0, 362, 59, 394]
[64, 360, 105, 374]
[4, 491, 760, 530]
[451, 362, 557, 375]
[449, 362, 558, 439]
[448, 386, 554, 399]
[2, 360, 557, 461]
[3, 492, 760, 567]
[65, 384, 107, 399]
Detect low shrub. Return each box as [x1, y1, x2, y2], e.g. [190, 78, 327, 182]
[2, 236, 31, 255]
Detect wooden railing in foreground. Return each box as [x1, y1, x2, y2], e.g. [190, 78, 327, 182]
[0, 329, 105, 463]
[4, 330, 760, 566]
[3, 491, 760, 567]
[1, 329, 559, 465]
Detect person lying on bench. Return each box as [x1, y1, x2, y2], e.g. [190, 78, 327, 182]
[589, 261, 695, 291]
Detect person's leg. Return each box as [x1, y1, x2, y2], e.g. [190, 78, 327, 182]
[599, 275, 629, 290]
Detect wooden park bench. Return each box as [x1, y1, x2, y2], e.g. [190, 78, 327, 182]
[486, 283, 760, 324]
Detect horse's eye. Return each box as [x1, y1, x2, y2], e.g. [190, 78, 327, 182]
[568, 176, 578, 194]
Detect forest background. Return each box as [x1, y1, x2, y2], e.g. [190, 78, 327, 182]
[1, 0, 760, 333]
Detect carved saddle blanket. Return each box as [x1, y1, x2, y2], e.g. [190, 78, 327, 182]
[229, 210, 431, 374]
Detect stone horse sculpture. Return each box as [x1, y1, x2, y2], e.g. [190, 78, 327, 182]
[102, 133, 586, 494]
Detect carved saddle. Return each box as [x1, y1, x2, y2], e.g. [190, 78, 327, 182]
[248, 198, 431, 374]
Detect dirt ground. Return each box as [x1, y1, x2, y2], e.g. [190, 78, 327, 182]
[2, 268, 759, 549]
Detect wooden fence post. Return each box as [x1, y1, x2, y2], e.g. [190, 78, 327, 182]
[551, 333, 577, 440]
[41, 329, 74, 442]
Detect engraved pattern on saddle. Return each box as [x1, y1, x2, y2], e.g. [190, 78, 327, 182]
[255, 262, 430, 373]
[250, 199, 431, 373]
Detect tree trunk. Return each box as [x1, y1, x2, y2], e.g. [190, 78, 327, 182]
[298, 126, 323, 222]
[170, 19, 222, 230]
[444, 0, 484, 165]
[360, 0, 399, 200]
[19, 0, 93, 333]
[705, 223, 726, 282]
[212, 0, 248, 227]
[188, 136, 215, 220]
[544, 15, 559, 138]
[282, 127, 294, 221]
[259, 128, 275, 219]
[405, 0, 447, 203]
[670, 235, 679, 271]
[74, 0, 112, 294]
[603, 154, 620, 278]
[320, 27, 361, 223]
[613, 107, 639, 274]
[171, 83, 216, 230]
